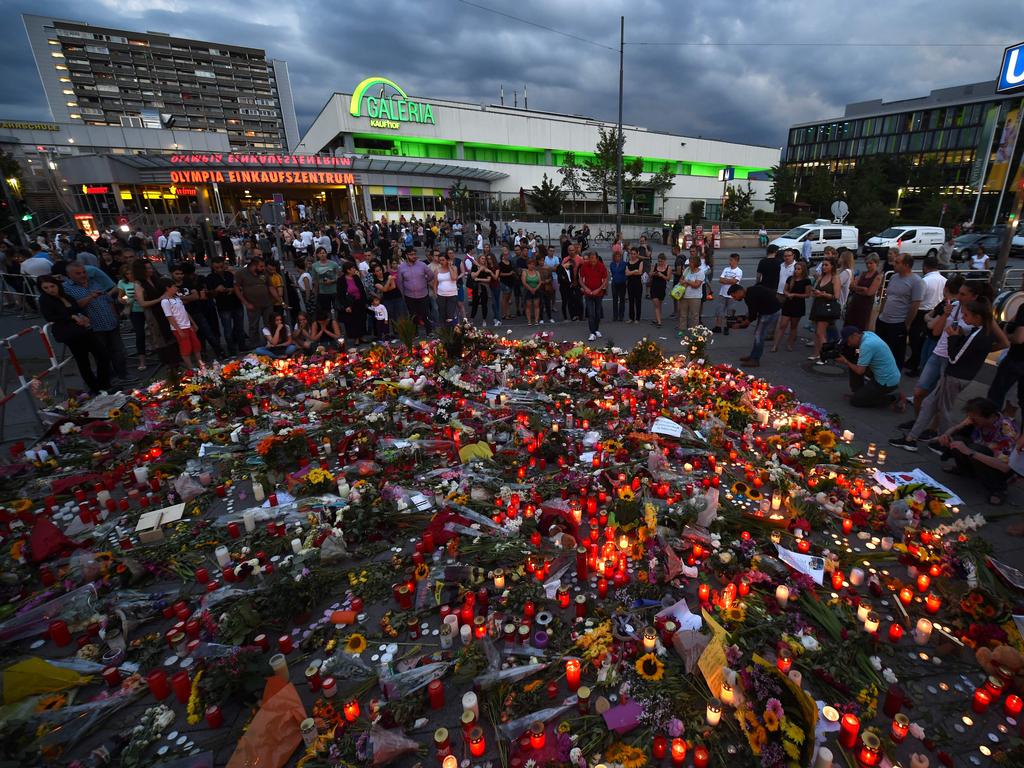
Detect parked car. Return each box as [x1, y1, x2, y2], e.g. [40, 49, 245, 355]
[952, 231, 1024, 262]
[862, 226, 946, 260]
[769, 219, 859, 260]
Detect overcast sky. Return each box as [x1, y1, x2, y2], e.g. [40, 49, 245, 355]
[1, 0, 1017, 148]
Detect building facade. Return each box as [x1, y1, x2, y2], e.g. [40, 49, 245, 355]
[784, 81, 1024, 225]
[22, 14, 299, 154]
[296, 77, 779, 222]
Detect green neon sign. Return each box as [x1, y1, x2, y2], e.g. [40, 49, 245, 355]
[349, 77, 435, 130]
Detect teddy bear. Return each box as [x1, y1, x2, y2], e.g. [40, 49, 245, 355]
[976, 643, 1024, 691]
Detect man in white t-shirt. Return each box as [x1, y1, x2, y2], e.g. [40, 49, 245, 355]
[299, 228, 314, 255]
[714, 253, 743, 335]
[776, 249, 796, 299]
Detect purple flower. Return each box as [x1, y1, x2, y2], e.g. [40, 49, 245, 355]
[760, 742, 785, 768]
[667, 718, 684, 738]
[765, 697, 783, 719]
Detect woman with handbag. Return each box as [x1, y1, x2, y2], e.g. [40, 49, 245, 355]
[37, 275, 111, 394]
[809, 257, 842, 364]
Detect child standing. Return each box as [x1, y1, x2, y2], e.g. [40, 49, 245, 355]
[371, 295, 389, 339]
[160, 280, 202, 370]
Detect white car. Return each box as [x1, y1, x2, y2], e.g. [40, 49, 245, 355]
[862, 226, 946, 260]
[769, 220, 859, 260]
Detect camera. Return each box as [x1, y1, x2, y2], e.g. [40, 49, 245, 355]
[818, 341, 842, 362]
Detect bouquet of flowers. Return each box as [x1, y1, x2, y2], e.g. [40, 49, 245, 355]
[736, 657, 816, 768]
[679, 326, 713, 360]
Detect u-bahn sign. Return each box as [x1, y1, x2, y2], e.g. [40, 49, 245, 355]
[349, 77, 436, 130]
[996, 41, 1024, 94]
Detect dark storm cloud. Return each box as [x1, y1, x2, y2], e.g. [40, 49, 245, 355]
[1, 0, 1016, 147]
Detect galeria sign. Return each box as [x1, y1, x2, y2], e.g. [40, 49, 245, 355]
[349, 77, 435, 129]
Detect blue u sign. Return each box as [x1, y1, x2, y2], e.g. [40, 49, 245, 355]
[997, 42, 1024, 93]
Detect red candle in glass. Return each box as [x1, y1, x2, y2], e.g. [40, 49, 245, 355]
[49, 620, 71, 647]
[576, 546, 588, 579]
[147, 669, 170, 700]
[254, 634, 269, 652]
[171, 670, 191, 703]
[925, 594, 941, 614]
[652, 735, 667, 759]
[227, 522, 240, 538]
[523, 601, 536, 620]
[796, 538, 811, 554]
[693, 746, 709, 768]
[195, 567, 209, 584]
[469, 727, 486, 757]
[888, 624, 904, 643]
[428, 679, 445, 709]
[575, 594, 587, 618]
[101, 666, 122, 687]
[343, 699, 361, 722]
[565, 659, 581, 691]
[215, 484, 226, 498]
[839, 713, 860, 749]
[278, 635, 294, 654]
[776, 650, 793, 674]
[831, 571, 845, 590]
[670, 738, 687, 764]
[529, 723, 546, 750]
[698, 583, 710, 602]
[916, 573, 930, 593]
[1004, 694, 1023, 717]
[898, 587, 914, 606]
[891, 714, 909, 742]
[842, 518, 854, 534]
[205, 705, 223, 728]
[973, 688, 992, 713]
[598, 578, 608, 598]
[423, 529, 435, 551]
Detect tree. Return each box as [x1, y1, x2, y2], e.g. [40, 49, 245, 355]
[0, 150, 27, 242]
[581, 127, 645, 213]
[557, 151, 585, 206]
[688, 200, 705, 224]
[447, 180, 470, 220]
[766, 164, 795, 211]
[722, 182, 754, 222]
[806, 166, 834, 216]
[528, 173, 567, 218]
[644, 162, 676, 216]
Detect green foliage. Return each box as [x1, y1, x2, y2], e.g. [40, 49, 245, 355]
[806, 166, 835, 216]
[447, 179, 470, 219]
[528, 173, 567, 217]
[436, 323, 466, 363]
[767, 163, 795, 210]
[688, 199, 705, 223]
[722, 182, 755, 221]
[558, 151, 585, 201]
[624, 337, 664, 371]
[393, 315, 417, 352]
[581, 127, 644, 213]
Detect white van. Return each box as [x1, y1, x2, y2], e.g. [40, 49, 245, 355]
[862, 226, 946, 260]
[769, 220, 859, 260]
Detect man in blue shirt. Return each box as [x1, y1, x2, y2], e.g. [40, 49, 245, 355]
[62, 262, 129, 382]
[836, 324, 901, 408]
[608, 250, 628, 322]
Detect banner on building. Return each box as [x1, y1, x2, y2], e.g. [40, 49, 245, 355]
[984, 99, 1023, 192]
[969, 105, 1001, 191]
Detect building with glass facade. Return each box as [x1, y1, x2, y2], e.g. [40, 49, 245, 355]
[783, 81, 1023, 225]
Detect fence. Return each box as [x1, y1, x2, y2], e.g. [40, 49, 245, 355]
[0, 323, 72, 443]
[0, 273, 41, 318]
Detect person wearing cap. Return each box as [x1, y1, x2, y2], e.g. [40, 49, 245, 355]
[835, 325, 901, 408]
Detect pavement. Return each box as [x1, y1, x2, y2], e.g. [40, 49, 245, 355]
[1, 244, 1021, 563]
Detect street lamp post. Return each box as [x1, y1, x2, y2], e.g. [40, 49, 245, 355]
[614, 15, 624, 239]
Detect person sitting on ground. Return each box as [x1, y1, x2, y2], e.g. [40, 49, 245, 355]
[312, 309, 344, 350]
[930, 397, 1019, 506]
[834, 325, 901, 408]
[256, 313, 297, 359]
[292, 312, 314, 354]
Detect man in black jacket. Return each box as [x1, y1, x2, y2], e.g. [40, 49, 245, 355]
[728, 283, 780, 368]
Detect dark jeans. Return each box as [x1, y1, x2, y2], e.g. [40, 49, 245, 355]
[316, 292, 337, 317]
[470, 284, 489, 320]
[848, 370, 897, 408]
[875, 319, 909, 370]
[611, 282, 627, 321]
[341, 303, 367, 340]
[190, 305, 224, 357]
[749, 310, 779, 361]
[94, 327, 127, 379]
[129, 311, 146, 356]
[947, 442, 1011, 494]
[585, 295, 603, 334]
[905, 309, 929, 371]
[68, 332, 111, 392]
[559, 285, 576, 320]
[539, 290, 553, 321]
[627, 280, 643, 321]
[405, 295, 432, 334]
[218, 305, 246, 353]
[987, 358, 1024, 411]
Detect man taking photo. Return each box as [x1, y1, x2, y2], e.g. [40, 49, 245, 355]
[835, 324, 901, 408]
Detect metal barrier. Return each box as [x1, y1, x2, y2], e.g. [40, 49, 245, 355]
[0, 323, 72, 443]
[0, 273, 41, 317]
[878, 268, 993, 301]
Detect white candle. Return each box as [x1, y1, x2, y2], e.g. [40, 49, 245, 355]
[133, 466, 148, 484]
[243, 510, 256, 533]
[460, 624, 471, 645]
[269, 653, 289, 680]
[322, 439, 332, 455]
[814, 746, 833, 768]
[771, 491, 782, 511]
[214, 545, 231, 567]
[291, 538, 302, 555]
[841, 430, 854, 443]
[857, 602, 871, 623]
[775, 584, 790, 608]
[915, 618, 933, 645]
[337, 479, 350, 499]
[706, 699, 722, 726]
[864, 613, 880, 634]
[849, 567, 865, 586]
[439, 624, 453, 649]
[788, 669, 802, 687]
[97, 489, 111, 505]
[252, 481, 265, 502]
[462, 691, 479, 719]
[877, 450, 887, 465]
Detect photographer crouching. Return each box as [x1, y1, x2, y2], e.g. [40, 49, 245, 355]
[834, 325, 902, 408]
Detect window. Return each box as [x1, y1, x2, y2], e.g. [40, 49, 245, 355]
[96, 84, 120, 93]
[58, 29, 94, 39]
[120, 115, 144, 127]
[900, 230, 917, 240]
[85, 45, 109, 55]
[195, 69, 215, 78]
[822, 228, 843, 241]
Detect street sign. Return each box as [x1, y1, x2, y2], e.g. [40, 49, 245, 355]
[717, 167, 735, 182]
[996, 41, 1024, 94]
[260, 202, 285, 225]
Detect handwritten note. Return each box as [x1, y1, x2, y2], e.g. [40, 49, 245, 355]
[651, 417, 683, 437]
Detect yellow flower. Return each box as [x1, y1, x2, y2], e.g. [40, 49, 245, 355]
[783, 739, 800, 760]
[722, 605, 747, 624]
[815, 430, 836, 449]
[605, 742, 648, 768]
[783, 719, 805, 745]
[634, 653, 665, 681]
[523, 679, 543, 693]
[763, 709, 780, 732]
[344, 633, 367, 654]
[557, 721, 572, 735]
[186, 669, 204, 725]
[618, 486, 635, 501]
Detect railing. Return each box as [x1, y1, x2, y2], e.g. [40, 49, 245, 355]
[0, 323, 72, 443]
[0, 273, 40, 317]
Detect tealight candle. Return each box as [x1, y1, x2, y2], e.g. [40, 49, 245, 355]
[720, 680, 735, 706]
[788, 669, 802, 687]
[814, 746, 834, 768]
[822, 706, 840, 724]
[864, 612, 880, 634]
[775, 584, 790, 608]
[877, 450, 887, 465]
[972, 688, 992, 713]
[892, 713, 909, 742]
[849, 567, 865, 586]
[670, 737, 687, 764]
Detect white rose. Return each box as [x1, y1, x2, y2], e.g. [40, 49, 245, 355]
[800, 635, 820, 652]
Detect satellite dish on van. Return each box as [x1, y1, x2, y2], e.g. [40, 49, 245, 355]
[831, 200, 849, 223]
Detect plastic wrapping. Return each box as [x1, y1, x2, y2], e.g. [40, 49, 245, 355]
[321, 650, 376, 681]
[226, 677, 306, 768]
[2, 657, 93, 703]
[368, 725, 421, 767]
[496, 700, 575, 740]
[379, 661, 447, 700]
[36, 686, 140, 751]
[473, 661, 549, 690]
[0, 583, 98, 644]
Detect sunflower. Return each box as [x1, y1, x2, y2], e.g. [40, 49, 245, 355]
[35, 693, 67, 712]
[783, 739, 800, 761]
[815, 430, 836, 449]
[414, 562, 430, 581]
[344, 633, 367, 654]
[763, 709, 780, 732]
[731, 481, 750, 496]
[618, 486, 635, 501]
[634, 653, 665, 681]
[605, 742, 648, 768]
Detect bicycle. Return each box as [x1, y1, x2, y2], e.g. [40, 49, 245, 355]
[594, 229, 615, 243]
[640, 227, 662, 241]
